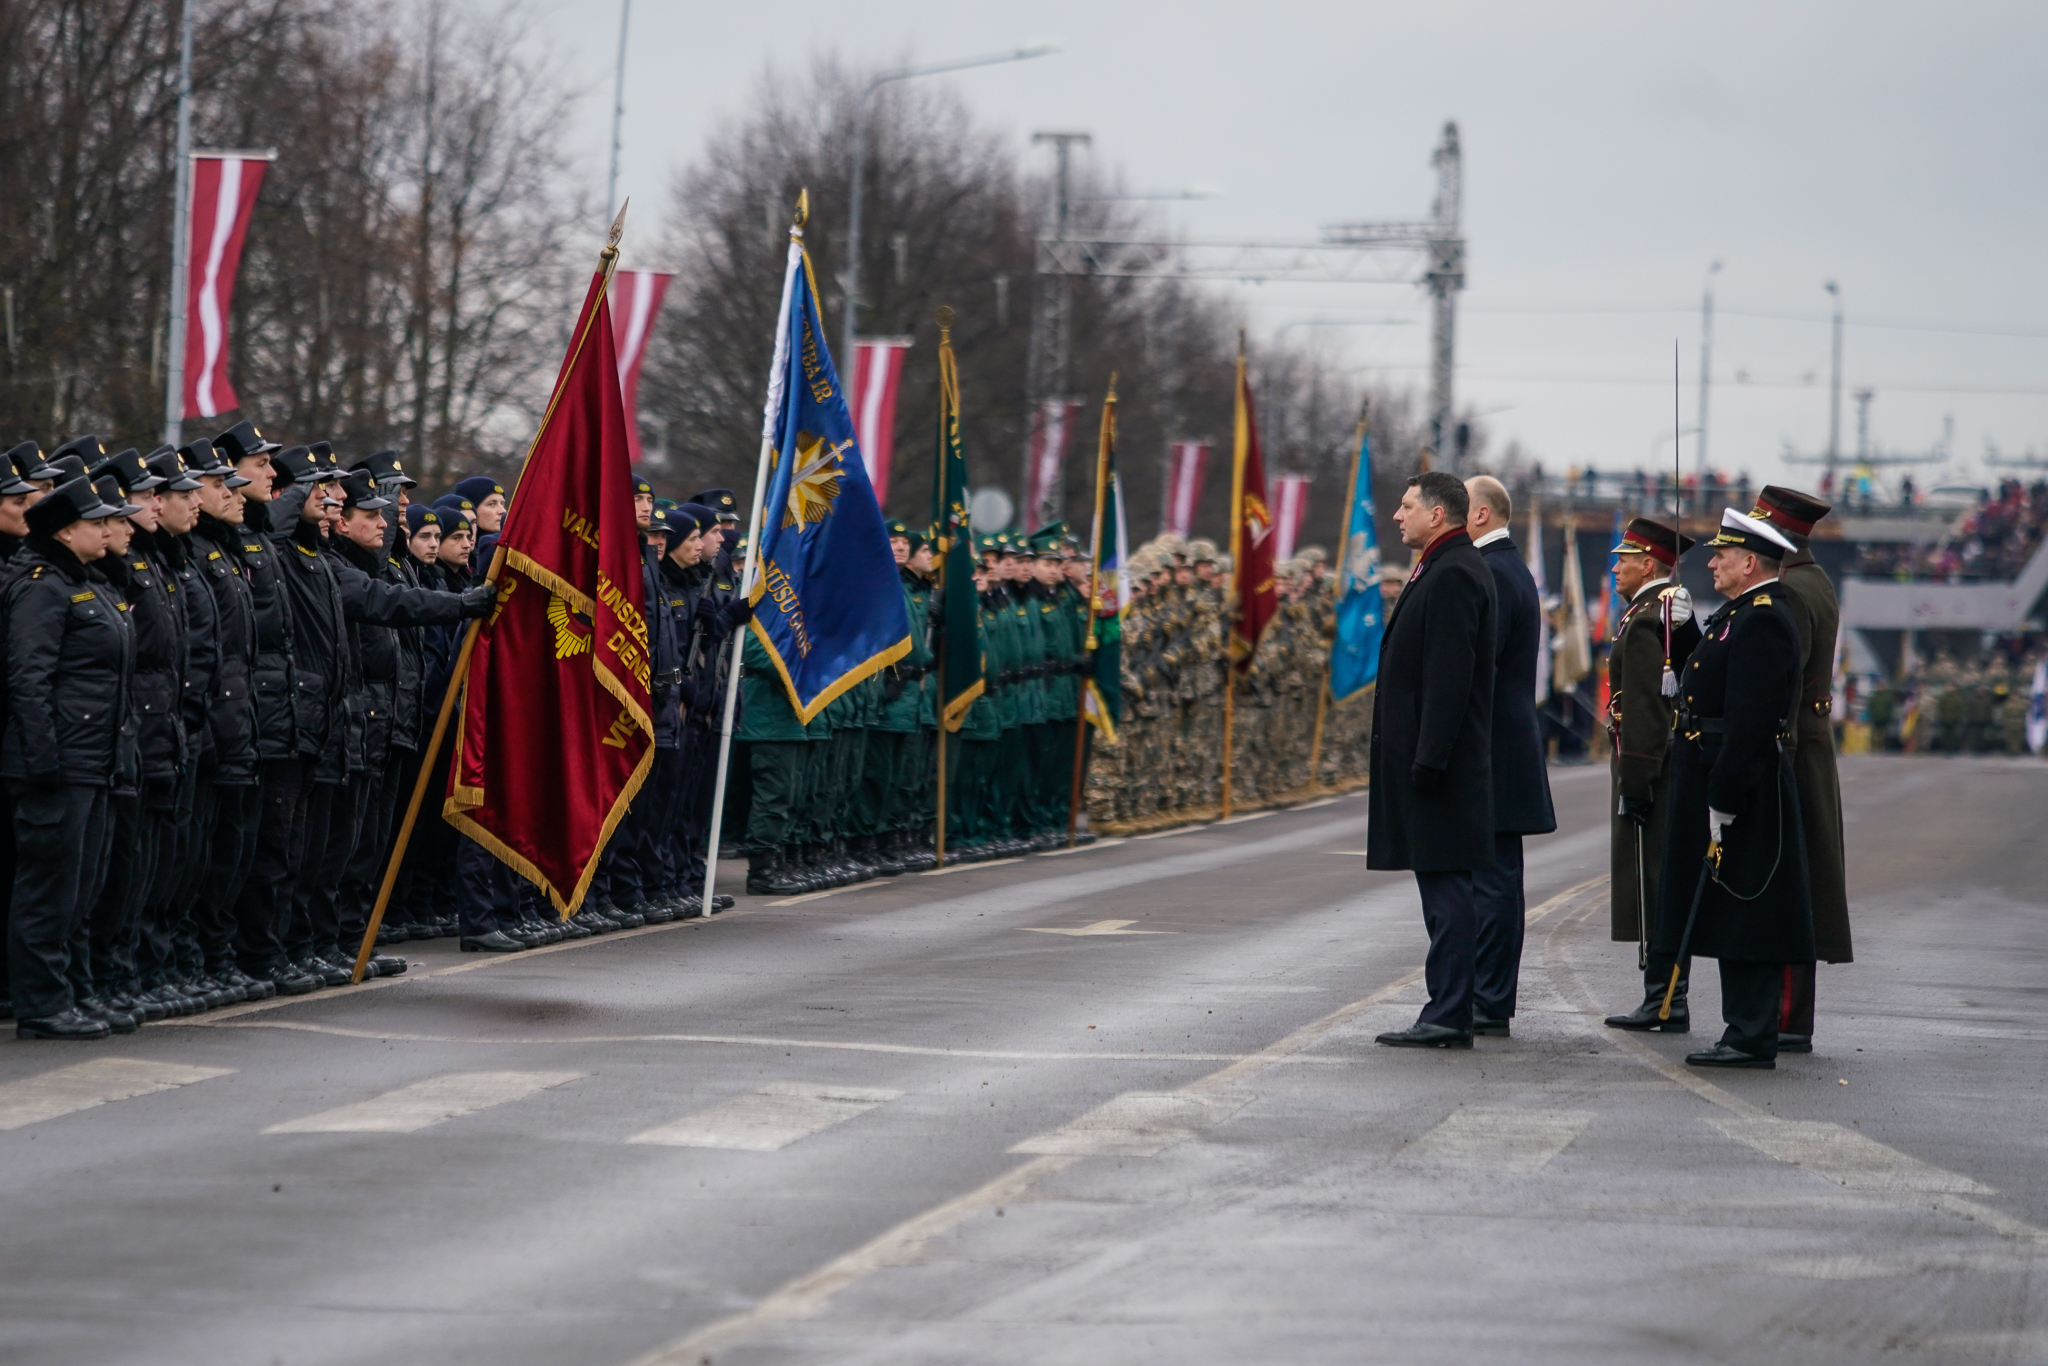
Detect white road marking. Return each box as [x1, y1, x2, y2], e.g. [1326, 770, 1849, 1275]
[615, 875, 1607, 1366]
[1132, 824, 1207, 840]
[1328, 850, 1370, 856]
[0, 1058, 234, 1132]
[922, 857, 1022, 876]
[1401, 1108, 1595, 1173]
[771, 882, 886, 906]
[1706, 1116, 1992, 1195]
[628, 1082, 903, 1151]
[262, 1071, 582, 1135]
[1009, 1091, 1250, 1157]
[1215, 810, 1276, 825]
[1023, 919, 1170, 937]
[1033, 838, 1128, 857]
[1289, 796, 1342, 809]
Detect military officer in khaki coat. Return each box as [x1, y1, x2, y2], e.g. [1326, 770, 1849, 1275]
[1748, 486, 1849, 1053]
[1601, 518, 1703, 1032]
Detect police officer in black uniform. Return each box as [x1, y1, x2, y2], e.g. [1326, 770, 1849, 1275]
[1658, 508, 1815, 1069]
[0, 444, 53, 1021]
[5, 476, 135, 1039]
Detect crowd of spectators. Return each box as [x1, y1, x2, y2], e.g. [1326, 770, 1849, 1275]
[1852, 478, 2048, 581]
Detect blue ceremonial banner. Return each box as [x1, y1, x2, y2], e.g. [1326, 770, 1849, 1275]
[1328, 425, 1383, 702]
[747, 233, 911, 724]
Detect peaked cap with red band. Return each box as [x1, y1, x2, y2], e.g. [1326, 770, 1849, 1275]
[1750, 484, 1831, 538]
[1611, 516, 1694, 568]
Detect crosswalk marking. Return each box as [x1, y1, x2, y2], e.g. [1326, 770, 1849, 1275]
[1023, 919, 1170, 937]
[628, 1082, 902, 1151]
[0, 1058, 234, 1132]
[1401, 1108, 1594, 1173]
[263, 1070, 583, 1135]
[1010, 1090, 1249, 1157]
[1706, 1116, 1991, 1195]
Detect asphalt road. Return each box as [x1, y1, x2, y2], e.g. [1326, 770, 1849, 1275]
[2, 754, 2044, 1365]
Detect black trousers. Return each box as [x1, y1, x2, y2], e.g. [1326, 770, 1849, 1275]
[1471, 832, 1526, 1019]
[1781, 963, 1816, 1037]
[7, 783, 112, 1021]
[197, 779, 261, 972]
[146, 767, 209, 978]
[337, 750, 405, 951]
[456, 835, 519, 936]
[87, 791, 151, 996]
[291, 777, 370, 959]
[1414, 869, 1477, 1029]
[236, 758, 314, 974]
[1717, 960, 1788, 1058]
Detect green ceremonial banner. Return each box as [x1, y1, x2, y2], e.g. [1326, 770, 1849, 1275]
[1083, 386, 1126, 741]
[932, 316, 984, 730]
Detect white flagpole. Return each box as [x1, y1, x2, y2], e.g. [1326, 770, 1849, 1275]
[700, 230, 801, 913]
[163, 0, 195, 445]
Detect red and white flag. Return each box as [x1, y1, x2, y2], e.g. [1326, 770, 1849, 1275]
[609, 269, 672, 463]
[182, 154, 270, 419]
[850, 337, 912, 503]
[1025, 398, 1085, 530]
[1271, 473, 1311, 561]
[1164, 440, 1209, 538]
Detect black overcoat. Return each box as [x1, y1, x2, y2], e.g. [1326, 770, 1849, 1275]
[1654, 581, 1814, 964]
[1477, 536, 1556, 835]
[1781, 553, 1851, 962]
[1367, 530, 1498, 872]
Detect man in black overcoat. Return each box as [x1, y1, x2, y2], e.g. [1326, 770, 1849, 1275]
[1657, 508, 1814, 1069]
[1368, 471, 1498, 1049]
[1463, 476, 1556, 1035]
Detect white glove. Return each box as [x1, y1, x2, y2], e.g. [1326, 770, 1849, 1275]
[1708, 807, 1733, 844]
[1662, 585, 1694, 628]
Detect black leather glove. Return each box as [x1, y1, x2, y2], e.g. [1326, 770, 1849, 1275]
[721, 596, 754, 629]
[1618, 794, 1653, 826]
[1411, 763, 1446, 796]
[675, 676, 704, 711]
[458, 583, 497, 618]
[882, 671, 905, 702]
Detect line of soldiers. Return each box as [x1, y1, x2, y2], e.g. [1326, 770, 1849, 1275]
[732, 520, 1096, 896]
[1599, 486, 1851, 1068]
[1088, 536, 1370, 825]
[0, 426, 500, 1040]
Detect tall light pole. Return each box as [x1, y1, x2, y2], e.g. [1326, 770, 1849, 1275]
[163, 0, 196, 445]
[1825, 280, 1843, 487]
[842, 44, 1057, 377]
[1696, 259, 1720, 478]
[605, 0, 630, 215]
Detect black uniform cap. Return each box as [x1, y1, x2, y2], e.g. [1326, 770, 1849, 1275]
[92, 474, 140, 518]
[339, 469, 392, 512]
[144, 446, 205, 492]
[50, 453, 91, 484]
[689, 487, 740, 522]
[26, 476, 121, 534]
[50, 434, 106, 469]
[310, 440, 345, 482]
[0, 451, 34, 496]
[405, 504, 442, 535]
[212, 420, 281, 460]
[93, 447, 165, 495]
[352, 449, 416, 488]
[676, 502, 719, 535]
[1751, 485, 1831, 539]
[630, 470, 655, 498]
[7, 441, 60, 482]
[272, 445, 327, 486]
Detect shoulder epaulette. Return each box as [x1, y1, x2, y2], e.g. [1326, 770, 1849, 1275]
[1753, 593, 1771, 606]
[30, 565, 44, 579]
[70, 590, 94, 603]
[296, 544, 316, 557]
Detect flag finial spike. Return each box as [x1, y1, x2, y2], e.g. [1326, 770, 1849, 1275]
[1106, 370, 1118, 403]
[935, 304, 954, 337]
[602, 198, 629, 265]
[792, 189, 809, 236]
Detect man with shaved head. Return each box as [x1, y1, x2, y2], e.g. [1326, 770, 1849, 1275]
[1462, 475, 1556, 1036]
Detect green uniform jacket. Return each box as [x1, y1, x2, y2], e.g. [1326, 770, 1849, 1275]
[958, 590, 1006, 741]
[1010, 590, 1048, 726]
[1607, 580, 1701, 941]
[1039, 585, 1082, 721]
[1781, 552, 1851, 962]
[736, 628, 808, 742]
[911, 578, 937, 727]
[875, 572, 933, 734]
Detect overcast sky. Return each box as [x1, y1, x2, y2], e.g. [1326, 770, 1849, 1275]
[534, 0, 2047, 494]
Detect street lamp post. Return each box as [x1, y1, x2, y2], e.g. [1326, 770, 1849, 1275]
[842, 44, 1057, 377]
[1696, 260, 1720, 479]
[1825, 280, 1843, 486]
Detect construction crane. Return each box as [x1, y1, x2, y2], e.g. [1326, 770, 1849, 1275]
[1022, 122, 1469, 524]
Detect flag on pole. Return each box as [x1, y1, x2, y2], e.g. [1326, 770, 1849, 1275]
[1271, 474, 1311, 561]
[1082, 385, 1129, 740]
[1599, 508, 1626, 643]
[609, 269, 672, 463]
[1229, 346, 1278, 666]
[1025, 398, 1084, 530]
[1553, 518, 1594, 694]
[1528, 499, 1551, 704]
[182, 152, 272, 419]
[851, 337, 913, 503]
[2027, 656, 2047, 755]
[444, 252, 654, 913]
[932, 314, 984, 731]
[1328, 425, 1382, 702]
[1164, 441, 1208, 537]
[747, 227, 911, 723]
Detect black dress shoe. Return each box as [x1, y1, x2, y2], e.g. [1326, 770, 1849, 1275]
[711, 894, 734, 912]
[1471, 1013, 1511, 1037]
[269, 966, 322, 996]
[17, 1008, 111, 1040]
[1777, 1033, 1813, 1054]
[78, 996, 140, 1034]
[1603, 998, 1690, 1033]
[119, 989, 170, 1024]
[1685, 1043, 1775, 1069]
[300, 956, 352, 987]
[1375, 1022, 1474, 1049]
[224, 968, 276, 1001]
[367, 953, 409, 977]
[557, 917, 594, 939]
[460, 931, 526, 953]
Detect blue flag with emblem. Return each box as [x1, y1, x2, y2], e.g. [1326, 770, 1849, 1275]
[746, 213, 911, 723]
[1328, 422, 1383, 701]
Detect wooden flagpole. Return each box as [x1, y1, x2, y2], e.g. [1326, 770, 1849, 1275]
[1069, 376, 1115, 846]
[1221, 333, 1249, 820]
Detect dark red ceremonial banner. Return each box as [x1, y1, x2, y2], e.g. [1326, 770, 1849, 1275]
[1230, 354, 1279, 667]
[445, 264, 654, 914]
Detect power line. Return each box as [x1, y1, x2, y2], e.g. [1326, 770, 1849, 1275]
[1463, 303, 2048, 342]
